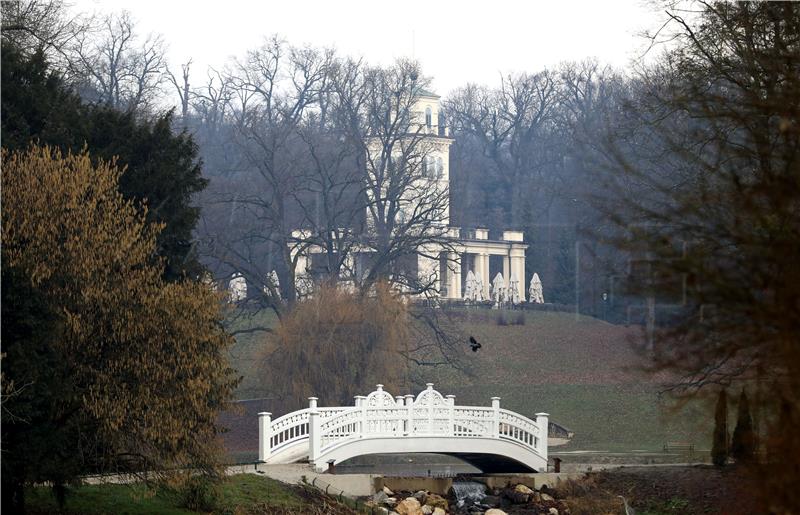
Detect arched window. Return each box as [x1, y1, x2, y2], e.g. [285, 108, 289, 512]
[422, 156, 431, 177]
[438, 110, 446, 136]
[425, 107, 432, 130]
[436, 157, 444, 178]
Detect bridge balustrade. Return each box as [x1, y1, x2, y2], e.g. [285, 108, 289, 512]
[258, 383, 549, 470]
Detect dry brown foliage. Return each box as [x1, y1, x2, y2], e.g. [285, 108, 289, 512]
[261, 282, 410, 412]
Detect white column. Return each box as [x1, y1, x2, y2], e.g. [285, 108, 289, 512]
[481, 254, 491, 299]
[536, 412, 549, 465]
[446, 395, 456, 436]
[308, 397, 320, 464]
[503, 254, 510, 283]
[491, 397, 501, 438]
[511, 252, 526, 301]
[258, 412, 272, 462]
[448, 252, 461, 299]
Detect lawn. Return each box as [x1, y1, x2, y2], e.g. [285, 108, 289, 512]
[26, 474, 309, 515]
[221, 306, 715, 458]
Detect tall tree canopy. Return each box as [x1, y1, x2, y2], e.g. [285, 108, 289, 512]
[1, 147, 237, 513]
[1, 42, 206, 280]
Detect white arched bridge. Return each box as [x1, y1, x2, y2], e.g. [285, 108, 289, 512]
[258, 384, 549, 473]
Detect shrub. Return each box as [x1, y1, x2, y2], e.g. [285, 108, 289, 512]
[711, 389, 729, 466]
[731, 389, 756, 463]
[179, 476, 220, 512]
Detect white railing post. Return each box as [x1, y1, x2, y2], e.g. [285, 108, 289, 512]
[308, 397, 320, 464]
[405, 394, 414, 436]
[491, 397, 501, 438]
[258, 412, 272, 462]
[446, 395, 456, 435]
[355, 395, 366, 437]
[536, 412, 549, 464]
[426, 383, 435, 434]
[395, 396, 405, 435]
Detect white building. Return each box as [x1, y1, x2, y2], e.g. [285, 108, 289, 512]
[292, 88, 527, 301]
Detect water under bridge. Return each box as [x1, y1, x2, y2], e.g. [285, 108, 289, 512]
[258, 383, 549, 473]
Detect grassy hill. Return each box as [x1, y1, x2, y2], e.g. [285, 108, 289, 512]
[223, 307, 713, 459]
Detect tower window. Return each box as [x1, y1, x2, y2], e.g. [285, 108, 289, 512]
[425, 107, 432, 130]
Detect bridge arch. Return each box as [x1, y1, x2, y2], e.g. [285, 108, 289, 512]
[259, 384, 549, 473]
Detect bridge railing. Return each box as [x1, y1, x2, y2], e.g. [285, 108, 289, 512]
[258, 384, 549, 464]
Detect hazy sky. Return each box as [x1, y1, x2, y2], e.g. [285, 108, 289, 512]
[75, 0, 664, 97]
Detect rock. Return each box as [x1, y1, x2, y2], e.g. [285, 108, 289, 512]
[373, 491, 389, 504]
[396, 497, 423, 515]
[541, 493, 555, 502]
[412, 490, 428, 505]
[386, 497, 398, 506]
[384, 486, 395, 495]
[514, 484, 535, 495]
[421, 505, 433, 515]
[483, 495, 502, 506]
[548, 508, 559, 515]
[432, 509, 446, 515]
[485, 510, 508, 515]
[425, 494, 448, 510]
[505, 490, 529, 504]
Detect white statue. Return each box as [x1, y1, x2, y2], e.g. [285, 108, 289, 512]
[508, 272, 521, 305]
[491, 272, 506, 308]
[229, 273, 247, 302]
[263, 270, 281, 299]
[529, 273, 544, 304]
[475, 276, 485, 302]
[463, 270, 477, 302]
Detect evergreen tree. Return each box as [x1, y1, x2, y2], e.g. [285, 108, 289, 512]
[731, 389, 756, 463]
[711, 389, 729, 466]
[1, 42, 206, 280]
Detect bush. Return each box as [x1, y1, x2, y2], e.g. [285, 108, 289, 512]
[711, 389, 729, 466]
[180, 476, 220, 512]
[731, 389, 755, 463]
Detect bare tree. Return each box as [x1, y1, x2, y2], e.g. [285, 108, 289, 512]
[68, 10, 166, 112]
[1, 0, 91, 63]
[166, 58, 192, 122]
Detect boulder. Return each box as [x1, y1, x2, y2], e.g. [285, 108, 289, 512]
[386, 497, 398, 506]
[548, 508, 559, 515]
[425, 493, 448, 510]
[412, 490, 428, 505]
[504, 489, 529, 504]
[383, 486, 395, 495]
[421, 505, 433, 515]
[396, 497, 423, 515]
[372, 491, 389, 504]
[485, 510, 508, 515]
[541, 493, 555, 502]
[432, 509, 446, 515]
[514, 484, 535, 495]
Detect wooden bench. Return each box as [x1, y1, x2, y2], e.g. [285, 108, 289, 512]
[663, 442, 695, 456]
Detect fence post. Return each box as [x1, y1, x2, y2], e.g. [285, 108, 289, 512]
[536, 412, 549, 465]
[355, 395, 366, 437]
[405, 394, 414, 436]
[446, 395, 456, 436]
[258, 412, 272, 462]
[426, 383, 435, 434]
[491, 397, 501, 438]
[308, 397, 320, 466]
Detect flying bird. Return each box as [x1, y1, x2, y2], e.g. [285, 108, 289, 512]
[469, 336, 482, 352]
